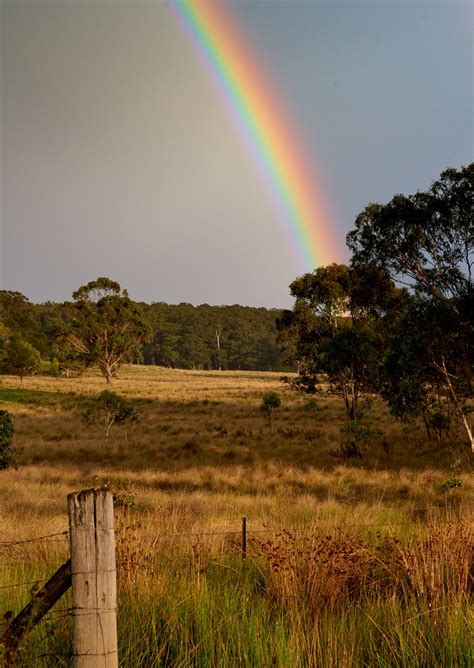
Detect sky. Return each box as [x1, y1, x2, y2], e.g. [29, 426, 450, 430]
[1, 0, 472, 308]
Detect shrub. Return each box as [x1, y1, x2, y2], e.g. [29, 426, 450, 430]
[260, 392, 281, 427]
[330, 420, 383, 460]
[1, 337, 41, 381]
[0, 410, 15, 470]
[82, 391, 138, 439]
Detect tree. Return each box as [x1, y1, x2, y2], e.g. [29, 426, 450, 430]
[260, 392, 281, 428]
[82, 391, 138, 439]
[0, 291, 48, 356]
[347, 164, 473, 449]
[384, 296, 473, 450]
[1, 336, 41, 381]
[280, 264, 401, 419]
[347, 164, 473, 312]
[68, 278, 151, 383]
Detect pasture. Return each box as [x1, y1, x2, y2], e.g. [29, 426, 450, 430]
[0, 366, 472, 666]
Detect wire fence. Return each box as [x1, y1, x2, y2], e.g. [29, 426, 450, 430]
[1, 503, 473, 665]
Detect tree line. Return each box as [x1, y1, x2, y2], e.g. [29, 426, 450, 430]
[0, 163, 472, 450]
[0, 284, 290, 379]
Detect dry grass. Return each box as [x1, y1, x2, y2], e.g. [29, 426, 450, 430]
[0, 366, 473, 665]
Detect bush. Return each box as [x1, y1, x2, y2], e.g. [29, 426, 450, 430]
[330, 420, 383, 460]
[260, 392, 281, 427]
[1, 337, 41, 380]
[82, 391, 138, 439]
[0, 410, 15, 470]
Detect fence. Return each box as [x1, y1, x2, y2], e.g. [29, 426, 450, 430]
[2, 493, 472, 665]
[1, 488, 117, 667]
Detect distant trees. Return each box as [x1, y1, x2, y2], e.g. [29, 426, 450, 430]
[0, 291, 48, 356]
[0, 336, 41, 381]
[67, 277, 151, 383]
[0, 288, 291, 379]
[141, 303, 287, 372]
[0, 291, 45, 380]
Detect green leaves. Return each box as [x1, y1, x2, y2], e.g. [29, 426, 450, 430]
[260, 392, 281, 427]
[347, 163, 473, 306]
[0, 410, 15, 470]
[82, 391, 138, 439]
[0, 336, 41, 380]
[69, 277, 151, 383]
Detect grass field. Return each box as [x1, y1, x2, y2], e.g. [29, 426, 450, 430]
[0, 366, 473, 666]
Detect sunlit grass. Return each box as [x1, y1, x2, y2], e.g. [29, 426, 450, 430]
[0, 366, 472, 665]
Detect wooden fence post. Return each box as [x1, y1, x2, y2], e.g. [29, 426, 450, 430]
[68, 488, 118, 667]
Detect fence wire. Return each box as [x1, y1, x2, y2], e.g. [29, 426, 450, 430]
[0, 531, 69, 549]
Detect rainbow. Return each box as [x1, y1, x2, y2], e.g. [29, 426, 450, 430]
[168, 0, 340, 272]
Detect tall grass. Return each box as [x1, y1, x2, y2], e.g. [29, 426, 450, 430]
[0, 367, 472, 665]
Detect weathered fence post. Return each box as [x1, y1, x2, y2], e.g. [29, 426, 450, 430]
[68, 488, 118, 667]
[241, 517, 247, 561]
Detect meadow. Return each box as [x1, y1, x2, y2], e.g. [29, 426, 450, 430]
[0, 366, 472, 666]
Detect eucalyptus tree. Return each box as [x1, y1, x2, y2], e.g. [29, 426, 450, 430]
[68, 277, 151, 383]
[347, 164, 473, 449]
[281, 264, 402, 419]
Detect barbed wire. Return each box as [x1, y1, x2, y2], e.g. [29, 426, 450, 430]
[0, 578, 50, 591]
[0, 531, 69, 549]
[121, 519, 474, 544]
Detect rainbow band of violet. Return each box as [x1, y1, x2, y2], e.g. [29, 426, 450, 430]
[168, 0, 339, 272]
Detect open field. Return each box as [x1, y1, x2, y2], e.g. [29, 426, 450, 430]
[0, 366, 473, 666]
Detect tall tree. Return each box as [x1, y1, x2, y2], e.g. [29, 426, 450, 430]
[280, 264, 401, 419]
[347, 164, 473, 449]
[347, 164, 473, 311]
[68, 277, 151, 383]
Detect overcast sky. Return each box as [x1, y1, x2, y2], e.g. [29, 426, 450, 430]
[1, 0, 472, 307]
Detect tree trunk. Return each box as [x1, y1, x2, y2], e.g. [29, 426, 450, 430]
[437, 357, 473, 452]
[102, 363, 113, 384]
[215, 330, 222, 371]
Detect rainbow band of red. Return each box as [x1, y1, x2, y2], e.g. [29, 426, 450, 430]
[168, 0, 339, 271]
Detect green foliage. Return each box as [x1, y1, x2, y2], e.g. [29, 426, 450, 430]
[142, 302, 289, 371]
[280, 264, 400, 419]
[0, 410, 15, 470]
[347, 163, 473, 306]
[347, 164, 473, 448]
[0, 291, 48, 356]
[383, 295, 472, 445]
[441, 478, 463, 493]
[330, 420, 383, 460]
[260, 391, 281, 427]
[0, 336, 41, 380]
[82, 390, 138, 438]
[441, 460, 464, 493]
